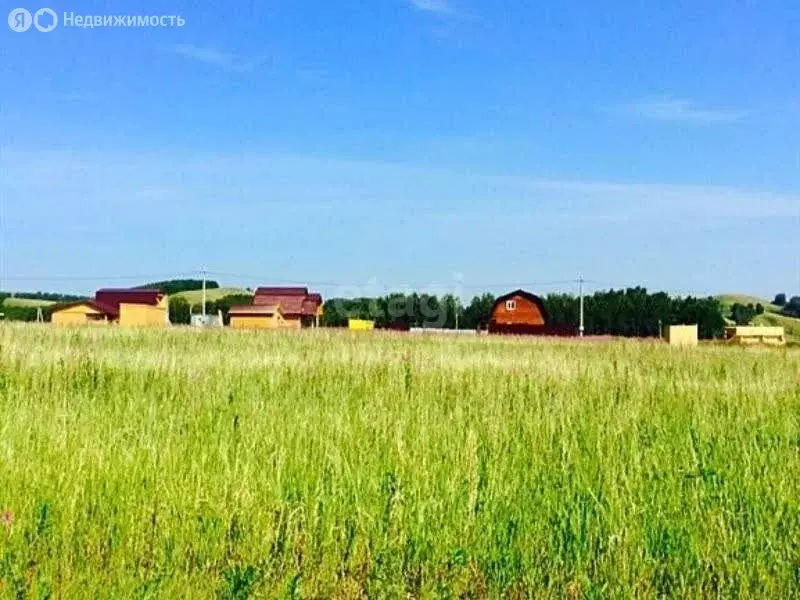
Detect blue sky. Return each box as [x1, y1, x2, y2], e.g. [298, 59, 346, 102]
[1, 0, 798, 300]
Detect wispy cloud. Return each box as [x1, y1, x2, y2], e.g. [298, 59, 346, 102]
[408, 0, 454, 15]
[167, 44, 263, 72]
[620, 96, 746, 124]
[3, 149, 795, 296]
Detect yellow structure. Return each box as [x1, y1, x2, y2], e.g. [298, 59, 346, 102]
[663, 324, 698, 347]
[725, 326, 786, 346]
[51, 290, 169, 327]
[228, 305, 284, 329]
[51, 302, 110, 326]
[118, 299, 169, 327]
[280, 318, 303, 330]
[348, 319, 375, 331]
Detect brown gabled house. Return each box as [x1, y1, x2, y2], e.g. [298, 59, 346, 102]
[487, 289, 574, 336]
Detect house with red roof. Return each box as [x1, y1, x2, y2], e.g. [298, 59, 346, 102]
[51, 288, 168, 327]
[252, 286, 323, 328]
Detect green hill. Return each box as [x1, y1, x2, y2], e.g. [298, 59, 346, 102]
[715, 294, 781, 313]
[2, 297, 57, 308]
[171, 287, 252, 307]
[753, 312, 800, 345]
[715, 294, 800, 345]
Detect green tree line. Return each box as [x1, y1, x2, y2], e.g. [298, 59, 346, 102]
[138, 279, 220, 296]
[0, 291, 86, 303]
[322, 288, 726, 339]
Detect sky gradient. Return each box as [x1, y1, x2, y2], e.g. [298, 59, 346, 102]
[1, 1, 798, 300]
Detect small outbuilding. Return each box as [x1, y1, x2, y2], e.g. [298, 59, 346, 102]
[663, 324, 698, 347]
[725, 326, 786, 346]
[228, 305, 284, 329]
[51, 300, 112, 326]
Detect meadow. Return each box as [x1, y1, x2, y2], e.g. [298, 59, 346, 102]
[0, 325, 799, 598]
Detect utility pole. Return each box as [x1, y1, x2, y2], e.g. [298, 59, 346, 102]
[578, 277, 585, 337]
[201, 267, 207, 319]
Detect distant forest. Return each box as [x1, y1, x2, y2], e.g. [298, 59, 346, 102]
[137, 279, 220, 295]
[321, 288, 727, 339]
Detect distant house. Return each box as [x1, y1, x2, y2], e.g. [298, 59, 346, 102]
[51, 288, 168, 327]
[487, 289, 574, 336]
[228, 305, 284, 329]
[253, 287, 323, 328]
[725, 325, 786, 346]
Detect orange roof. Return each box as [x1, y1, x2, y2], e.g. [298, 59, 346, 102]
[253, 287, 323, 317]
[228, 304, 281, 316]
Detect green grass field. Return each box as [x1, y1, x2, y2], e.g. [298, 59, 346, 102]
[0, 297, 57, 309]
[171, 287, 252, 307]
[0, 325, 799, 598]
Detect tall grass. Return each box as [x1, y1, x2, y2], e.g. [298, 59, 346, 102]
[0, 324, 799, 598]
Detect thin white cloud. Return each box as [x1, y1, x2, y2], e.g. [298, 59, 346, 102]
[408, 0, 453, 15]
[2, 149, 794, 296]
[621, 97, 746, 124]
[4, 149, 796, 223]
[167, 44, 263, 72]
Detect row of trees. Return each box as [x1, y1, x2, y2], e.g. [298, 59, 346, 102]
[0, 291, 85, 303]
[138, 279, 220, 296]
[773, 293, 800, 317]
[730, 302, 764, 326]
[321, 288, 727, 339]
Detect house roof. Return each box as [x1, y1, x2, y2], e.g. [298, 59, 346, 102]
[95, 288, 164, 305]
[490, 289, 550, 323]
[253, 287, 323, 317]
[52, 299, 117, 318]
[92, 288, 164, 318]
[228, 304, 282, 316]
[254, 287, 308, 297]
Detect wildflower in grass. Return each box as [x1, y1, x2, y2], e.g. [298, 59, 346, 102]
[1, 508, 13, 528]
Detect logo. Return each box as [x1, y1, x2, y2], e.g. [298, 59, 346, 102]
[8, 8, 31, 31]
[8, 7, 58, 32]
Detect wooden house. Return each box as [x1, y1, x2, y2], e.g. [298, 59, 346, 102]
[725, 326, 786, 346]
[486, 289, 574, 336]
[51, 288, 168, 327]
[228, 305, 284, 329]
[253, 287, 323, 328]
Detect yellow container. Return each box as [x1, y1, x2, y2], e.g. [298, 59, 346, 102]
[663, 324, 698, 347]
[348, 319, 375, 331]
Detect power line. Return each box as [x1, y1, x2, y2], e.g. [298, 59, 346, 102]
[2, 272, 201, 282]
[0, 271, 724, 299]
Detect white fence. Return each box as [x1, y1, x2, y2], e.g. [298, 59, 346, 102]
[409, 328, 476, 335]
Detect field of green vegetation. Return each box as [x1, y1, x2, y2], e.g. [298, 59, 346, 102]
[0, 297, 56, 309]
[171, 287, 252, 307]
[0, 325, 799, 598]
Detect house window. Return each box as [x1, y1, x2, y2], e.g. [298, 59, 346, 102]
[505, 299, 517, 311]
